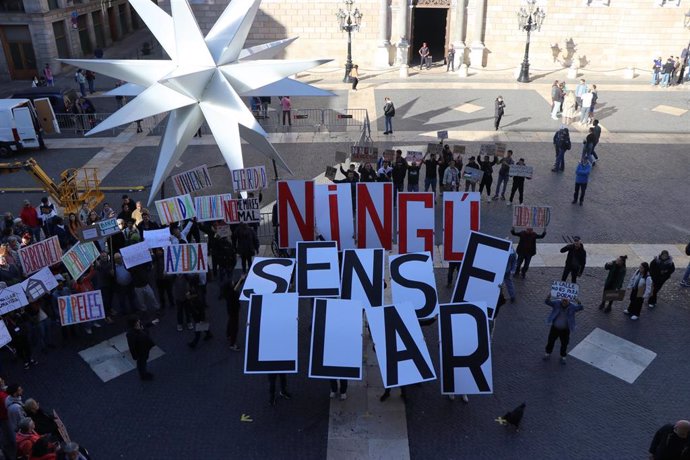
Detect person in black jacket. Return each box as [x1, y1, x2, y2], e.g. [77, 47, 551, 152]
[422, 152, 441, 194]
[340, 164, 360, 182]
[232, 222, 259, 273]
[220, 274, 246, 351]
[358, 162, 377, 182]
[185, 282, 212, 349]
[560, 237, 587, 283]
[510, 227, 546, 278]
[649, 420, 690, 460]
[477, 155, 498, 201]
[126, 317, 157, 380]
[598, 255, 627, 313]
[648, 250, 675, 308]
[494, 96, 505, 130]
[391, 150, 408, 196]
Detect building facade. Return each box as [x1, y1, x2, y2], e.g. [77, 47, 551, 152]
[163, 0, 690, 74]
[0, 0, 142, 81]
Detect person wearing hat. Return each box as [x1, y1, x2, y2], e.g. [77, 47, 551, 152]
[648, 250, 675, 308]
[19, 199, 41, 242]
[560, 237, 587, 283]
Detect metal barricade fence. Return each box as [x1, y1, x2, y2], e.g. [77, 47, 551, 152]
[322, 108, 368, 129]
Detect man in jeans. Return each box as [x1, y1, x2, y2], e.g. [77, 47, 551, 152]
[423, 152, 440, 194]
[543, 294, 583, 365]
[383, 97, 395, 134]
[680, 240, 690, 287]
[493, 150, 514, 200]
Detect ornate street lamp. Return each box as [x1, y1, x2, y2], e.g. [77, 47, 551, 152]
[336, 0, 363, 83]
[516, 0, 546, 83]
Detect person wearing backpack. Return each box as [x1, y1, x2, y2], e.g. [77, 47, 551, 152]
[552, 127, 571, 172]
[624, 262, 652, 321]
[383, 97, 395, 135]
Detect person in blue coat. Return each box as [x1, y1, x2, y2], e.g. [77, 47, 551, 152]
[572, 158, 592, 206]
[543, 294, 583, 364]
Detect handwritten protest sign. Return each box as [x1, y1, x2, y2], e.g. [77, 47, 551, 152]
[509, 164, 533, 178]
[325, 166, 337, 181]
[223, 197, 261, 224]
[61, 242, 99, 280]
[462, 166, 484, 183]
[155, 194, 196, 225]
[172, 164, 213, 195]
[437, 130, 448, 140]
[231, 165, 268, 192]
[479, 144, 497, 157]
[18, 236, 62, 275]
[495, 143, 507, 157]
[551, 281, 579, 300]
[79, 217, 119, 242]
[164, 243, 208, 274]
[19, 267, 58, 302]
[78, 226, 100, 242]
[351, 146, 378, 163]
[58, 290, 105, 326]
[194, 195, 226, 222]
[427, 143, 443, 156]
[0, 320, 11, 347]
[406, 151, 423, 163]
[603, 290, 626, 302]
[0, 284, 28, 315]
[97, 218, 120, 237]
[119, 242, 152, 269]
[143, 228, 173, 249]
[512, 206, 551, 228]
[382, 149, 395, 162]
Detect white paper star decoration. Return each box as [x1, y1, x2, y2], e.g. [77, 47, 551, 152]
[62, 0, 332, 203]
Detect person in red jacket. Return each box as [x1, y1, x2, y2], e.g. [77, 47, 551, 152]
[16, 417, 41, 458]
[20, 200, 41, 242]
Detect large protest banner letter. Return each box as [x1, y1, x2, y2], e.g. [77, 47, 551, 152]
[389, 252, 438, 319]
[356, 182, 393, 250]
[442, 192, 480, 261]
[340, 249, 384, 308]
[438, 302, 492, 394]
[241, 257, 296, 301]
[309, 298, 363, 380]
[366, 303, 436, 388]
[451, 231, 511, 319]
[244, 293, 299, 374]
[277, 180, 315, 249]
[315, 183, 355, 250]
[397, 192, 434, 254]
[296, 241, 340, 298]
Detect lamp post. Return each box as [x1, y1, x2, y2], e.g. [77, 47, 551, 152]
[336, 0, 363, 83]
[516, 0, 545, 83]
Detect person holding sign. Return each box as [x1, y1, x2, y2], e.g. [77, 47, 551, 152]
[560, 237, 587, 283]
[463, 156, 480, 192]
[598, 255, 627, 313]
[493, 150, 514, 201]
[422, 152, 441, 194]
[511, 227, 546, 278]
[442, 160, 460, 192]
[478, 155, 498, 202]
[508, 158, 529, 206]
[624, 262, 652, 321]
[543, 294, 583, 364]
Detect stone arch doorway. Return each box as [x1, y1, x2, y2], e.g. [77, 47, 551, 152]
[410, 1, 450, 68]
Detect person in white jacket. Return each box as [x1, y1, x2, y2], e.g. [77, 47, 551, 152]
[624, 262, 652, 321]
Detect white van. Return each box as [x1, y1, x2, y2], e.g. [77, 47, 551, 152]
[0, 99, 45, 157]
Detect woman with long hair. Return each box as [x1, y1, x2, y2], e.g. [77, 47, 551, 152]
[624, 262, 652, 321]
[67, 213, 83, 240]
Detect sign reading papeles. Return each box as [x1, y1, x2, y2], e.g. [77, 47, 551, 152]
[155, 194, 196, 225]
[164, 243, 208, 274]
[58, 290, 105, 326]
[18, 235, 62, 275]
[231, 165, 268, 192]
[172, 164, 213, 195]
[241, 233, 509, 394]
[512, 205, 551, 228]
[551, 281, 579, 300]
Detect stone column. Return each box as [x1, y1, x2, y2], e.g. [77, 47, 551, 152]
[452, 0, 467, 69]
[374, 0, 391, 67]
[469, 0, 486, 68]
[396, 0, 410, 77]
[85, 13, 98, 54]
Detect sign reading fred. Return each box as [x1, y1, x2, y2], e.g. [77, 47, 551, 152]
[231, 166, 268, 192]
[164, 243, 208, 274]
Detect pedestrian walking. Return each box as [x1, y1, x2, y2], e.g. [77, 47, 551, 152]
[624, 262, 652, 321]
[588, 84, 598, 122]
[552, 126, 571, 172]
[551, 81, 564, 119]
[126, 317, 158, 380]
[572, 158, 591, 206]
[597, 255, 628, 313]
[590, 119, 601, 162]
[649, 420, 690, 460]
[648, 250, 675, 308]
[560, 237, 586, 283]
[280, 96, 291, 126]
[582, 128, 597, 165]
[259, 96, 271, 118]
[542, 294, 583, 364]
[579, 90, 593, 125]
[494, 96, 505, 130]
[492, 150, 514, 200]
[350, 65, 359, 91]
[680, 240, 690, 287]
[507, 158, 529, 205]
[383, 97, 395, 134]
[446, 44, 455, 72]
[511, 227, 546, 278]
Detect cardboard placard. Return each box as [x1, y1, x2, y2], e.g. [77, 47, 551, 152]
[18, 236, 63, 275]
[58, 290, 105, 326]
[551, 281, 579, 300]
[405, 151, 423, 163]
[231, 165, 268, 192]
[19, 267, 58, 302]
[143, 228, 173, 249]
[509, 164, 533, 178]
[462, 166, 484, 183]
[0, 284, 29, 315]
[479, 144, 497, 157]
[154, 194, 196, 225]
[97, 218, 120, 237]
[61, 241, 99, 280]
[194, 194, 226, 222]
[437, 130, 448, 139]
[78, 226, 100, 242]
[119, 242, 152, 269]
[350, 145, 379, 163]
[163, 243, 208, 274]
[495, 142, 507, 157]
[222, 197, 261, 224]
[452, 145, 465, 156]
[512, 206, 551, 228]
[603, 289, 626, 302]
[172, 164, 213, 195]
[325, 166, 337, 181]
[0, 320, 12, 348]
[427, 143, 443, 156]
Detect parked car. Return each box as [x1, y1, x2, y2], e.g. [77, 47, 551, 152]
[11, 86, 82, 113]
[0, 99, 46, 156]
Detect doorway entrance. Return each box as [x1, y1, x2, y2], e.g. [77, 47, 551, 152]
[410, 7, 449, 68]
[0, 25, 37, 80]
